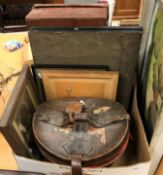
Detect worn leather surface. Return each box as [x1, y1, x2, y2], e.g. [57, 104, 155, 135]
[33, 97, 130, 166]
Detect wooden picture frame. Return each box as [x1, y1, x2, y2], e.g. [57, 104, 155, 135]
[0, 65, 41, 158]
[40, 69, 119, 101]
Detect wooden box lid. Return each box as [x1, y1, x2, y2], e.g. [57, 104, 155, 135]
[26, 4, 109, 27]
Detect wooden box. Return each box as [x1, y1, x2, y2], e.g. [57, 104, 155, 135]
[26, 4, 109, 27]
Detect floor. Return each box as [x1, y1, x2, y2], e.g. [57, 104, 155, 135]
[0, 32, 32, 170]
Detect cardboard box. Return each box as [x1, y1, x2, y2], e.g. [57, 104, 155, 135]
[0, 24, 150, 174]
[0, 66, 150, 175]
[14, 87, 151, 175]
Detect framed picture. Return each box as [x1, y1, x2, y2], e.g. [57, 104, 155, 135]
[31, 64, 119, 102]
[0, 65, 41, 158]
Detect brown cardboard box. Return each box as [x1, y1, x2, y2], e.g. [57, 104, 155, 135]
[13, 87, 150, 175]
[0, 65, 150, 175]
[0, 26, 150, 175]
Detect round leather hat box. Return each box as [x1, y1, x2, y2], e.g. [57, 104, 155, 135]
[33, 97, 130, 167]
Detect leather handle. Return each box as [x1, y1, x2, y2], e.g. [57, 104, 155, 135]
[65, 102, 84, 123]
[71, 155, 82, 175]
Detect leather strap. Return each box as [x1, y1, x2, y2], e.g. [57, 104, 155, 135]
[71, 155, 82, 175]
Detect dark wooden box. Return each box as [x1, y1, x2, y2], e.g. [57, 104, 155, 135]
[26, 4, 109, 27]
